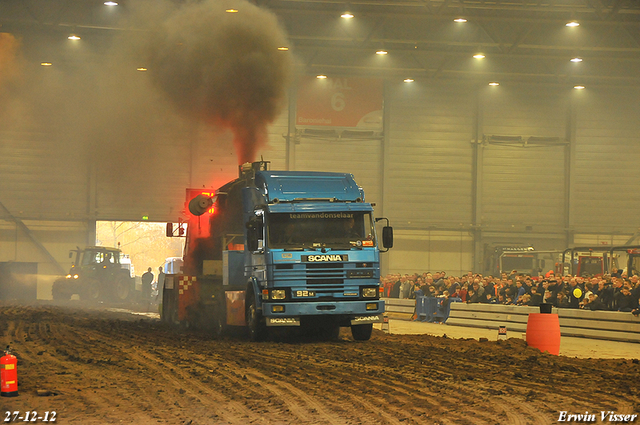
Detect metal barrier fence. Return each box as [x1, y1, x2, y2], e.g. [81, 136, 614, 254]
[382, 297, 640, 342]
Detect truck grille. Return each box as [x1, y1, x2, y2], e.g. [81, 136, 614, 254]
[271, 262, 376, 289]
[306, 263, 344, 285]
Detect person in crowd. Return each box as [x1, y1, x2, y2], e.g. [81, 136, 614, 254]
[458, 283, 468, 302]
[141, 267, 154, 308]
[466, 288, 479, 303]
[480, 292, 495, 303]
[156, 266, 165, 303]
[616, 286, 636, 312]
[529, 287, 543, 306]
[544, 289, 557, 307]
[513, 280, 526, 304]
[410, 280, 423, 299]
[567, 278, 585, 309]
[556, 291, 570, 308]
[516, 293, 531, 306]
[496, 293, 510, 304]
[582, 293, 607, 311]
[631, 296, 640, 317]
[400, 275, 412, 299]
[389, 277, 402, 298]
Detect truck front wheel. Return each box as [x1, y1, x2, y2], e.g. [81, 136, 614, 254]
[351, 323, 373, 341]
[246, 291, 267, 342]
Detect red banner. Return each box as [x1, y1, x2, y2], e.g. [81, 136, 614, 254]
[296, 76, 383, 129]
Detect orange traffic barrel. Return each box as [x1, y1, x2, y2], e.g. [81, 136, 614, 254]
[1, 347, 18, 397]
[525, 313, 561, 355]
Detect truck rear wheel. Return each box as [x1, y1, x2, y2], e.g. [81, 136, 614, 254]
[246, 291, 267, 342]
[351, 323, 373, 341]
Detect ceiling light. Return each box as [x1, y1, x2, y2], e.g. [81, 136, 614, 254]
[226, 9, 238, 13]
[376, 50, 388, 55]
[40, 62, 52, 67]
[473, 53, 485, 59]
[574, 85, 585, 89]
[403, 78, 414, 83]
[104, 1, 118, 5]
[566, 21, 580, 27]
[68, 35, 81, 40]
[137, 67, 148, 72]
[570, 57, 583, 62]
[277, 47, 289, 51]
[454, 18, 467, 23]
[489, 82, 499, 86]
[316, 75, 327, 79]
[341, 12, 354, 19]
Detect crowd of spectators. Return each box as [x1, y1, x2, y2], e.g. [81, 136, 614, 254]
[381, 269, 640, 315]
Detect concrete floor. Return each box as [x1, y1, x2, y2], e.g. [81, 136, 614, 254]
[374, 319, 640, 360]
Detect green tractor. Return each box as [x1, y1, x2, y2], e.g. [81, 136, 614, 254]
[52, 246, 135, 302]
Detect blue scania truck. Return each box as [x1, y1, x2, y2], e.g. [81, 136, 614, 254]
[162, 161, 393, 341]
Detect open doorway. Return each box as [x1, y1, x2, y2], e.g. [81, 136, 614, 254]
[96, 221, 185, 290]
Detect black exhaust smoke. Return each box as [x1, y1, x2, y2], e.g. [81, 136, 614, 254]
[143, 0, 292, 164]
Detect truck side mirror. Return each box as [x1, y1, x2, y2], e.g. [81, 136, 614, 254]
[382, 226, 393, 249]
[166, 223, 173, 237]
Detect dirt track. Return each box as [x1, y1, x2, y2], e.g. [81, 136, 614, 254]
[1, 304, 639, 425]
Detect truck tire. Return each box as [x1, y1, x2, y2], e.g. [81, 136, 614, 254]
[351, 323, 373, 341]
[246, 290, 267, 342]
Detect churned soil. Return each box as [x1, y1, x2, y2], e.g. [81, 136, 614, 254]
[1, 303, 639, 425]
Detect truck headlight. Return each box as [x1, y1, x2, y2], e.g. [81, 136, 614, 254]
[73, 274, 79, 279]
[362, 288, 377, 298]
[271, 289, 286, 300]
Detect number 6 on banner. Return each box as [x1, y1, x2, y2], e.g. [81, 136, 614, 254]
[331, 92, 345, 111]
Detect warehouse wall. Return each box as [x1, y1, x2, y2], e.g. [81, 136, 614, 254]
[571, 87, 640, 234]
[2, 79, 640, 283]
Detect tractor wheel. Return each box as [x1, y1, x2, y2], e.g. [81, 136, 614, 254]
[80, 279, 101, 301]
[113, 275, 132, 301]
[52, 282, 71, 301]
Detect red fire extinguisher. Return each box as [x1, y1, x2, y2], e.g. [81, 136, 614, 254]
[1, 346, 18, 397]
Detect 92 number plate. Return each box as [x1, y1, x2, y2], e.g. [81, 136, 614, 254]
[295, 290, 315, 297]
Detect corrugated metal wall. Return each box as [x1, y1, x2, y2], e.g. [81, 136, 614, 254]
[0, 130, 87, 219]
[293, 136, 382, 207]
[385, 83, 475, 227]
[384, 82, 475, 276]
[572, 88, 640, 235]
[480, 86, 568, 235]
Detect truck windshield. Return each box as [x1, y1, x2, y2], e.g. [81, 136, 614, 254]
[268, 212, 376, 249]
